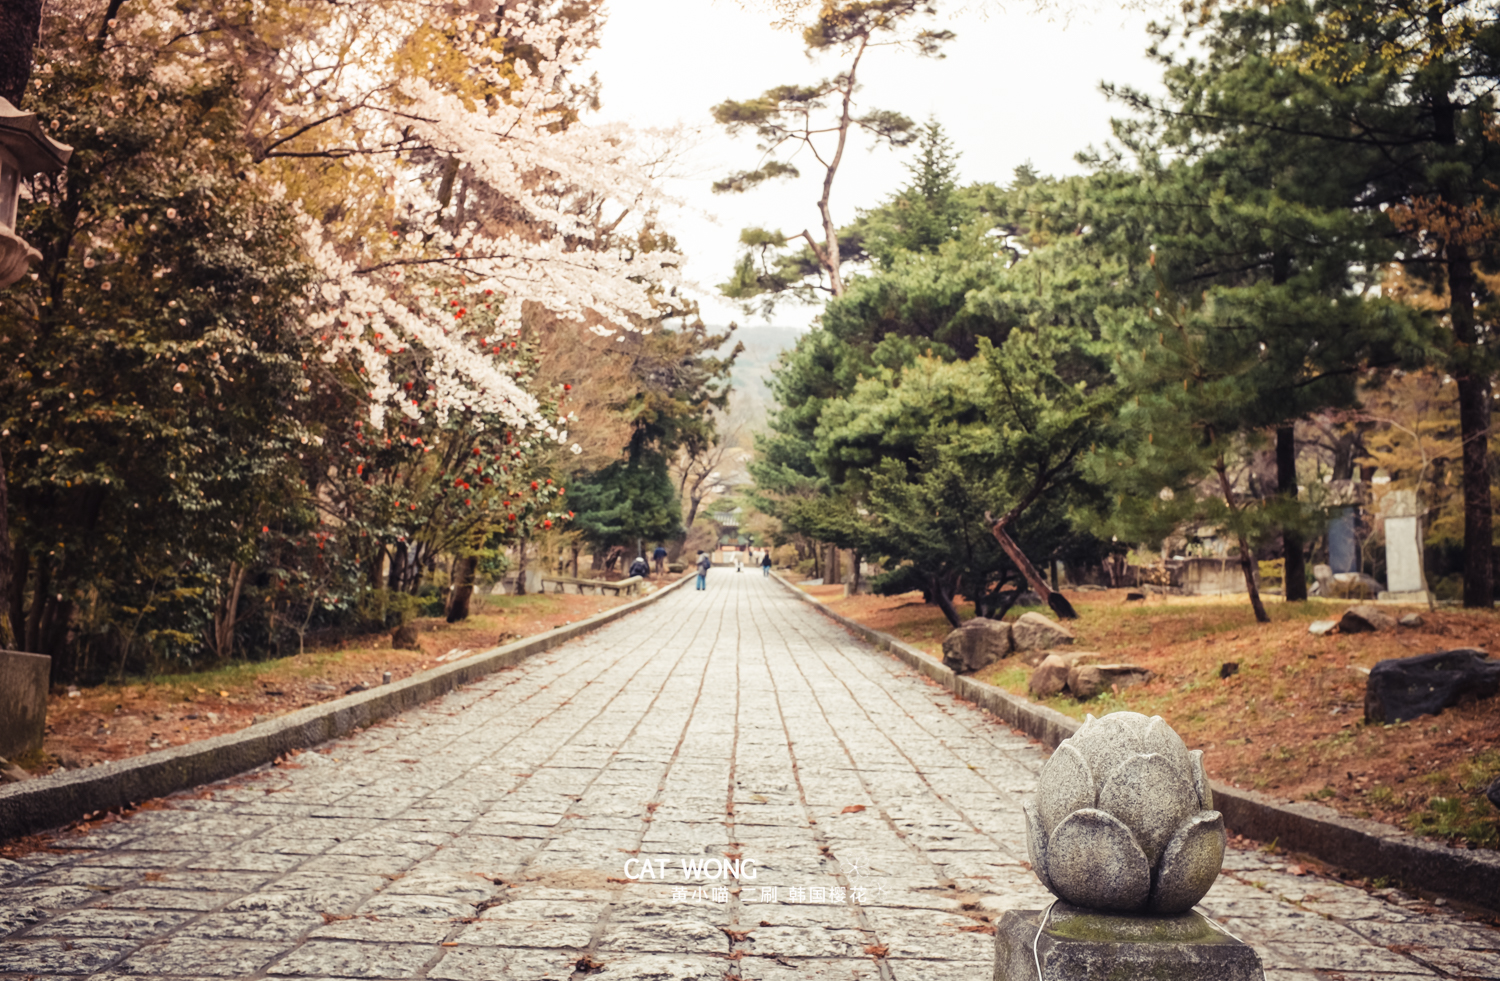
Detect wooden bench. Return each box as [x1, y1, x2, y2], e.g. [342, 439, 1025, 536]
[539, 575, 645, 597]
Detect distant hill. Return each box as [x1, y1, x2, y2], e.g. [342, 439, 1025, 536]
[716, 324, 806, 442]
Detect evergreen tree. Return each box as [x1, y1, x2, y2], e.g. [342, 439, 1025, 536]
[1092, 0, 1432, 612]
[712, 0, 953, 311]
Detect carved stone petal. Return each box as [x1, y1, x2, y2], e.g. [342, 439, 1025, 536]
[1150, 810, 1226, 913]
[1189, 749, 1213, 810]
[1038, 743, 1095, 836]
[1065, 713, 1138, 786]
[1046, 807, 1151, 911]
[1096, 752, 1195, 865]
[1141, 714, 1189, 762]
[1023, 800, 1052, 893]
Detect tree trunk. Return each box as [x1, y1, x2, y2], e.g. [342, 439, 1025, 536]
[1215, 456, 1270, 624]
[1455, 365, 1492, 607]
[1276, 426, 1308, 601]
[1429, 68, 1493, 607]
[8, 545, 26, 648]
[989, 520, 1077, 619]
[515, 538, 529, 595]
[0, 0, 42, 106]
[446, 555, 478, 623]
[211, 561, 248, 659]
[929, 573, 962, 628]
[387, 543, 407, 592]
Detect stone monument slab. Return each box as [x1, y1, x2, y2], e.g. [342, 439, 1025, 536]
[1328, 507, 1359, 574]
[0, 649, 50, 759]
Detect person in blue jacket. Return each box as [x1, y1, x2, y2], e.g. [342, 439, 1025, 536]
[695, 551, 711, 590]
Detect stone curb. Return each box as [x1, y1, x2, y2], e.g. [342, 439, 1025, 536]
[0, 575, 693, 843]
[772, 574, 1500, 914]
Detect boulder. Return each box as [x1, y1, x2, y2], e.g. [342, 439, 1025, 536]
[1399, 613, 1424, 628]
[1029, 654, 1073, 698]
[1329, 572, 1385, 600]
[1124, 591, 1146, 602]
[392, 623, 422, 651]
[1011, 611, 1075, 653]
[1364, 648, 1500, 723]
[940, 617, 1013, 673]
[1308, 620, 1338, 636]
[1340, 604, 1396, 633]
[1029, 652, 1105, 697]
[1067, 663, 1155, 700]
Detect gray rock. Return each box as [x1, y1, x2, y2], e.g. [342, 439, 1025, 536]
[1066, 664, 1154, 700]
[1308, 619, 1338, 636]
[1340, 604, 1396, 633]
[992, 904, 1266, 981]
[1399, 613, 1424, 628]
[1330, 572, 1385, 599]
[1011, 611, 1075, 652]
[1029, 654, 1073, 698]
[1027, 712, 1224, 914]
[941, 617, 1013, 673]
[1364, 648, 1500, 723]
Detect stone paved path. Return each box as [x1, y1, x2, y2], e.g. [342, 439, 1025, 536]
[2, 572, 1498, 981]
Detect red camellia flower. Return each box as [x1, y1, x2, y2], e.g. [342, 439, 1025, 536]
[507, 513, 516, 521]
[530, 481, 539, 490]
[465, 498, 472, 506]
[542, 519, 552, 529]
[563, 383, 571, 390]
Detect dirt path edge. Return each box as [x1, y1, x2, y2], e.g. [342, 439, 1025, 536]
[0, 575, 693, 843]
[771, 574, 1500, 915]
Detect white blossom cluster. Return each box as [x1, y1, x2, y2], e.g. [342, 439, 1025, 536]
[96, 0, 686, 438]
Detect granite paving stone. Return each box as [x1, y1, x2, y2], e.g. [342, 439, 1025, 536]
[2, 572, 1496, 981]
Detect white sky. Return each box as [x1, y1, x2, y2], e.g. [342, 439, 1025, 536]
[586, 0, 1169, 329]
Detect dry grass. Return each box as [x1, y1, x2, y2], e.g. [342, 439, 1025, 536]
[807, 585, 1500, 850]
[28, 591, 632, 775]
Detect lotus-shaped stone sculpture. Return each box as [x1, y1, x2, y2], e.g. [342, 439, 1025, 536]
[1024, 711, 1225, 913]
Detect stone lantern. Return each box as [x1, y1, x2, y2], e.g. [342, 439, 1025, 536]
[0, 97, 72, 289]
[994, 712, 1266, 980]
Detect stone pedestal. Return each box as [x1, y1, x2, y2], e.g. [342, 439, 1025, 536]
[993, 902, 1264, 981]
[0, 649, 50, 760]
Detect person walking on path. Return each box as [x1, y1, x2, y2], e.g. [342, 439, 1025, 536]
[652, 544, 668, 576]
[733, 551, 743, 573]
[761, 552, 772, 577]
[695, 550, 711, 590]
